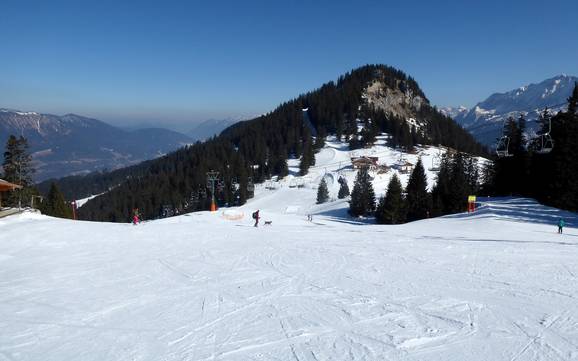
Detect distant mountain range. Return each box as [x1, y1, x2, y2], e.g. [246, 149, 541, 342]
[187, 117, 242, 141]
[0, 109, 193, 181]
[443, 75, 578, 146]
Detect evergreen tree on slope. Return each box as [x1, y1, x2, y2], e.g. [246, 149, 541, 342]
[405, 159, 430, 221]
[2, 135, 35, 207]
[376, 174, 405, 224]
[349, 167, 375, 217]
[41, 182, 73, 219]
[317, 178, 330, 204]
[337, 176, 350, 199]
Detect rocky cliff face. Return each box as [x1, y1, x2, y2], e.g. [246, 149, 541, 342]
[363, 80, 426, 120]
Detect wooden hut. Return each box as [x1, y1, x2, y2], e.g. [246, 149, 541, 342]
[0, 179, 22, 208]
[351, 157, 379, 170]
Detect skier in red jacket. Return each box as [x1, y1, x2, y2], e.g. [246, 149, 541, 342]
[132, 208, 140, 225]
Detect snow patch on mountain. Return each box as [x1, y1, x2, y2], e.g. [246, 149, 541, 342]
[451, 75, 577, 146]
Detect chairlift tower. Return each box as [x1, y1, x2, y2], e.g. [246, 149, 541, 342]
[206, 171, 219, 212]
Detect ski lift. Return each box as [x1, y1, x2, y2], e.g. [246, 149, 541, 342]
[216, 179, 225, 192]
[534, 117, 554, 154]
[495, 120, 513, 158]
[247, 177, 255, 192]
[429, 153, 441, 172]
[535, 134, 554, 154]
[496, 136, 512, 158]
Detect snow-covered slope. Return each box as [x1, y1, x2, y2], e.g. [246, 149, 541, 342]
[1, 193, 577, 360]
[254, 135, 484, 217]
[439, 105, 468, 119]
[450, 75, 577, 146]
[1, 138, 574, 360]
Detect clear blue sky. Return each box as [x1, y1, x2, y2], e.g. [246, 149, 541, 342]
[1, 0, 577, 131]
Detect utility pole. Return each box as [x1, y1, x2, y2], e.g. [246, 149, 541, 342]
[206, 171, 219, 212]
[71, 201, 77, 220]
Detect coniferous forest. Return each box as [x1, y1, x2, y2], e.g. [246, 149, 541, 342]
[5, 69, 577, 224]
[484, 84, 578, 212]
[33, 64, 487, 222]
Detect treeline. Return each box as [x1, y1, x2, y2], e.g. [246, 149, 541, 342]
[483, 84, 578, 211]
[78, 139, 254, 222]
[1, 135, 73, 219]
[38, 64, 487, 222]
[348, 153, 481, 224]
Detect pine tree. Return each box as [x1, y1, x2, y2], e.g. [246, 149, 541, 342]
[349, 167, 375, 217]
[314, 128, 326, 150]
[2, 135, 35, 207]
[299, 138, 315, 176]
[316, 178, 329, 204]
[337, 176, 350, 199]
[41, 182, 73, 218]
[376, 174, 405, 224]
[567, 82, 578, 115]
[43, 64, 487, 222]
[543, 90, 578, 211]
[405, 159, 430, 221]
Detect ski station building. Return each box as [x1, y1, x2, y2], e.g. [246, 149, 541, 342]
[0, 179, 21, 208]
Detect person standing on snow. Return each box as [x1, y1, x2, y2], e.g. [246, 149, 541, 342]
[253, 210, 260, 227]
[133, 208, 140, 225]
[558, 218, 565, 234]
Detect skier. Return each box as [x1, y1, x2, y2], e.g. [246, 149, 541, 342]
[252, 210, 260, 227]
[132, 208, 140, 225]
[558, 218, 565, 234]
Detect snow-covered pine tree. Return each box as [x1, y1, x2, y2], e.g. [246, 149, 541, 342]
[337, 177, 350, 199]
[405, 158, 430, 221]
[349, 167, 375, 217]
[376, 174, 405, 224]
[316, 178, 329, 204]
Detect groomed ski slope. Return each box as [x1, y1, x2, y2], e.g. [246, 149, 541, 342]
[1, 140, 577, 361]
[1, 197, 577, 360]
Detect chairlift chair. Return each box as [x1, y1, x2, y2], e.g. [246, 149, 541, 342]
[496, 119, 513, 158]
[534, 117, 554, 155]
[535, 134, 554, 154]
[429, 154, 441, 172]
[495, 136, 512, 158]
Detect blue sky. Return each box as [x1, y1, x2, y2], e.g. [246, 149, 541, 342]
[1, 0, 577, 131]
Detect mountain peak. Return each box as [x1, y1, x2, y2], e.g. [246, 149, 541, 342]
[453, 74, 577, 146]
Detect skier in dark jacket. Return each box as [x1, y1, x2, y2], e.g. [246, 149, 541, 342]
[253, 210, 260, 227]
[558, 218, 565, 234]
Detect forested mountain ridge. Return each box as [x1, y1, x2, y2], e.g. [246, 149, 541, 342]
[452, 74, 578, 146]
[0, 109, 193, 181]
[41, 64, 487, 222]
